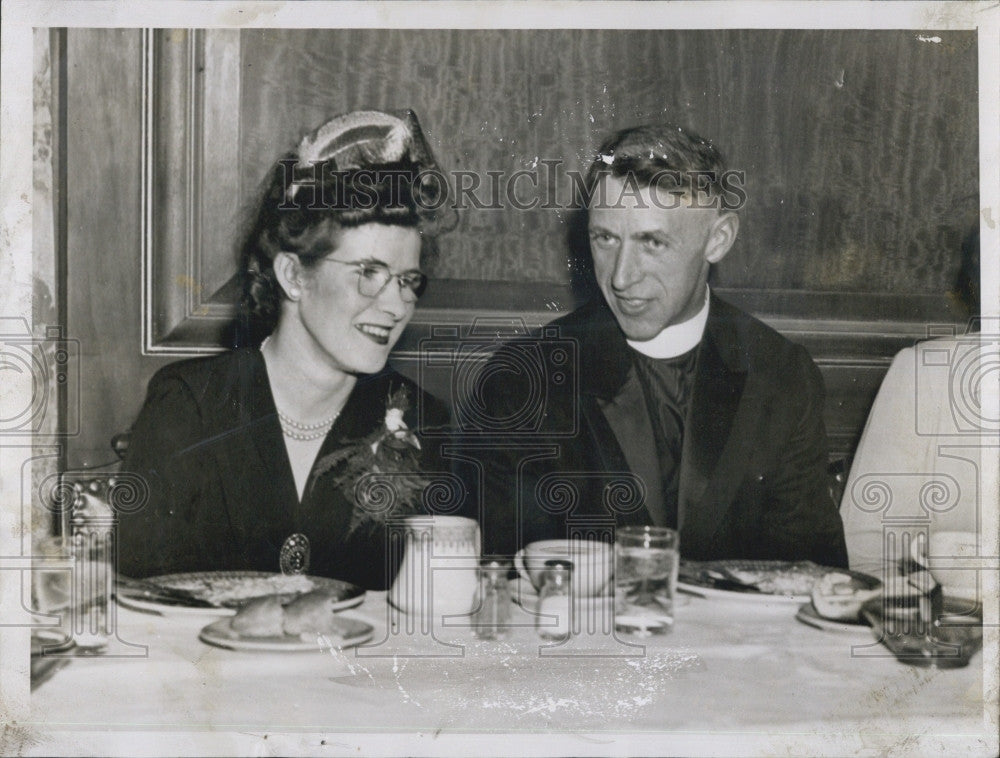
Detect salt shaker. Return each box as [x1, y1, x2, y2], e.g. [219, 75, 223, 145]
[473, 559, 512, 640]
[536, 559, 573, 641]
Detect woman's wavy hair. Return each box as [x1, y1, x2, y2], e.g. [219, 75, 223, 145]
[235, 111, 452, 347]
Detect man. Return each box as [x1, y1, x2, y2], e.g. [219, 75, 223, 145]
[474, 123, 849, 568]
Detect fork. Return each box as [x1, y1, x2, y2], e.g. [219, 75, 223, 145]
[701, 568, 762, 593]
[114, 575, 216, 607]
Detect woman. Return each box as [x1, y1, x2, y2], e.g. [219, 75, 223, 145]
[841, 230, 983, 582]
[118, 110, 452, 589]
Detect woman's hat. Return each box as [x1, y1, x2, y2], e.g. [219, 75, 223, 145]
[300, 109, 434, 167]
[287, 109, 439, 201]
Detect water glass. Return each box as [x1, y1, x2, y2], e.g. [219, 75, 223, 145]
[31, 535, 74, 653]
[71, 526, 114, 651]
[614, 526, 679, 636]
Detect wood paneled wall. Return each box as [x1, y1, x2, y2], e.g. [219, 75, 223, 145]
[62, 28, 976, 467]
[65, 29, 157, 468]
[238, 29, 978, 295]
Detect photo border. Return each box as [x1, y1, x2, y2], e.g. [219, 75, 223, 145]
[1, 2, 997, 756]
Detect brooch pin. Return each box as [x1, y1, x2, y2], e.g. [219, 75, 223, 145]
[280, 533, 310, 575]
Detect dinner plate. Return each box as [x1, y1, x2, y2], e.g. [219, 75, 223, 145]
[676, 580, 808, 603]
[199, 615, 374, 652]
[115, 571, 365, 617]
[795, 602, 871, 633]
[678, 560, 838, 603]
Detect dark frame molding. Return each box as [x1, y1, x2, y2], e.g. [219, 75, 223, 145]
[141, 28, 243, 354]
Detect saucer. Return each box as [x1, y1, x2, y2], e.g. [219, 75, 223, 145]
[512, 576, 612, 610]
[795, 602, 870, 634]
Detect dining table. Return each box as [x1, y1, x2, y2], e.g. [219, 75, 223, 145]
[25, 585, 997, 757]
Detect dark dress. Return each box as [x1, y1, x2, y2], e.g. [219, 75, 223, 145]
[118, 348, 451, 589]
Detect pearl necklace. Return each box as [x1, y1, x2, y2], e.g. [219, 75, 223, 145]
[277, 411, 337, 441]
[260, 336, 340, 442]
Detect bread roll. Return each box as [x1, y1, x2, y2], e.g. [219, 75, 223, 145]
[230, 595, 284, 637]
[282, 590, 340, 636]
[811, 571, 881, 621]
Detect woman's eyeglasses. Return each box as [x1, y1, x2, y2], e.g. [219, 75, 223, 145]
[319, 258, 428, 302]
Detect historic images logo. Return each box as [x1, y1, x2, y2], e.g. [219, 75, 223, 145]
[278, 161, 748, 214]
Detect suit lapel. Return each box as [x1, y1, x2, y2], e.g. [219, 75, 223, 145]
[594, 374, 666, 526]
[678, 299, 748, 547]
[573, 301, 665, 526]
[569, 296, 750, 536]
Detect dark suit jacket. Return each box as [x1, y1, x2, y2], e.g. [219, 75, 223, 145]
[119, 349, 451, 589]
[475, 293, 849, 568]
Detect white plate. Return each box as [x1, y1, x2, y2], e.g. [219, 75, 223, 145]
[676, 580, 808, 604]
[115, 571, 365, 617]
[795, 602, 870, 633]
[199, 615, 374, 652]
[116, 594, 235, 617]
[678, 560, 837, 603]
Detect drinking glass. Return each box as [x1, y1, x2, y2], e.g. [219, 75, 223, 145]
[614, 526, 679, 636]
[31, 535, 74, 653]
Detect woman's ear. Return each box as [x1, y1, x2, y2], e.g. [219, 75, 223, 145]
[704, 211, 740, 265]
[273, 252, 304, 301]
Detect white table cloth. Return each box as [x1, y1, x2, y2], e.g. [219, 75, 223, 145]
[27, 590, 996, 756]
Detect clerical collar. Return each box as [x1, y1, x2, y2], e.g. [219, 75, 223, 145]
[626, 286, 710, 359]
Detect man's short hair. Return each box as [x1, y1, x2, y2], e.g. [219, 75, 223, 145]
[584, 123, 730, 206]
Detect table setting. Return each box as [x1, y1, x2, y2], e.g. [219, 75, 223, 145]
[26, 515, 994, 757]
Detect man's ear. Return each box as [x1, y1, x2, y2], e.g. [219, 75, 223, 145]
[273, 252, 304, 301]
[704, 211, 739, 265]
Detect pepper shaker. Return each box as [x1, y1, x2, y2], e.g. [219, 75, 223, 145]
[473, 559, 512, 640]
